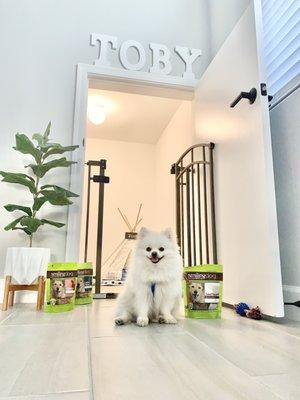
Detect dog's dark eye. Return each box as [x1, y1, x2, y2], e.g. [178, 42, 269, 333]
[159, 247, 164, 252]
[146, 247, 151, 252]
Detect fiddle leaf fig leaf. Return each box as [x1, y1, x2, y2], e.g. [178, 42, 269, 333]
[32, 133, 46, 147]
[12, 227, 32, 235]
[44, 144, 79, 159]
[44, 121, 51, 142]
[4, 204, 32, 216]
[13, 134, 41, 163]
[20, 217, 44, 233]
[33, 196, 48, 211]
[41, 219, 65, 228]
[41, 185, 79, 198]
[4, 216, 25, 231]
[27, 157, 76, 178]
[41, 189, 72, 205]
[0, 171, 36, 194]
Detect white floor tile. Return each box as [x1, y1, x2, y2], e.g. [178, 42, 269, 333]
[91, 333, 281, 400]
[0, 323, 89, 397]
[88, 301, 185, 338]
[178, 309, 300, 376]
[0, 391, 90, 399]
[1, 303, 87, 326]
[254, 372, 300, 400]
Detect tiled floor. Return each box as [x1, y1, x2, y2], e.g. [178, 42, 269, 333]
[1, 301, 300, 400]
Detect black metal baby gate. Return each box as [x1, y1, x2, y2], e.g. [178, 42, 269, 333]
[171, 143, 217, 267]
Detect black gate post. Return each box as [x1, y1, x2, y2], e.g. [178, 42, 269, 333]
[84, 160, 116, 299]
[95, 159, 107, 295]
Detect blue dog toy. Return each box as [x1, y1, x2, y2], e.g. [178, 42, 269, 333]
[234, 302, 262, 320]
[234, 302, 250, 316]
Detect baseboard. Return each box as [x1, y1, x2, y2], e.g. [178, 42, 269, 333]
[0, 278, 38, 304]
[283, 284, 300, 322]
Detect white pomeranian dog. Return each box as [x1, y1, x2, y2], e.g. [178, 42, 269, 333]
[114, 227, 182, 327]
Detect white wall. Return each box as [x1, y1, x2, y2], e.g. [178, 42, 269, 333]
[80, 138, 156, 269]
[0, 0, 212, 276]
[208, 0, 251, 57]
[270, 88, 300, 320]
[155, 101, 195, 232]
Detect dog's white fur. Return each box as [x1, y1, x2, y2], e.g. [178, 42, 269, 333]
[114, 228, 182, 327]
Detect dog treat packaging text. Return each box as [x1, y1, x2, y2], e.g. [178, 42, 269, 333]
[45, 262, 78, 313]
[183, 264, 223, 319]
[75, 262, 93, 305]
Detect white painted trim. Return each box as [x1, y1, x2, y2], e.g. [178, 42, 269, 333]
[65, 63, 198, 262]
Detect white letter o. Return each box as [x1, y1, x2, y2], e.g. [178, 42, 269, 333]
[119, 40, 146, 71]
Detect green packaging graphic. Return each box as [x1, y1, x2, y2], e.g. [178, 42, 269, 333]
[44, 262, 78, 313]
[75, 262, 93, 305]
[183, 264, 223, 319]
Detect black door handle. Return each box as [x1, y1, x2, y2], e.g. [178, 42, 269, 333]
[230, 88, 257, 108]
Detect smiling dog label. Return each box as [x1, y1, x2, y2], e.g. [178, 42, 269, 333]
[44, 262, 78, 313]
[183, 264, 223, 319]
[75, 263, 93, 305]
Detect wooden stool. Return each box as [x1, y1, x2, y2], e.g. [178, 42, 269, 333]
[2, 275, 45, 311]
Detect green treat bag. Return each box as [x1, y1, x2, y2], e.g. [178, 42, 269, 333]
[75, 262, 93, 305]
[183, 264, 223, 319]
[44, 262, 78, 313]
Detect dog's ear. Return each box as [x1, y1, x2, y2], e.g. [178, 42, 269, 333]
[162, 228, 173, 240]
[138, 227, 149, 239]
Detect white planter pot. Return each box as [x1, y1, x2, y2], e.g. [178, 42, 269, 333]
[5, 247, 51, 284]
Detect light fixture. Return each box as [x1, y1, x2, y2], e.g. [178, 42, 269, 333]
[87, 103, 106, 125]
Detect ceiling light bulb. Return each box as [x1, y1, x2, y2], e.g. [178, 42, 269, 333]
[88, 105, 106, 125]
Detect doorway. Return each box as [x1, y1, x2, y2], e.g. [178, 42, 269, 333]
[73, 78, 195, 295]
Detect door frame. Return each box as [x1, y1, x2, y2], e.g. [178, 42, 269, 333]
[65, 63, 197, 261]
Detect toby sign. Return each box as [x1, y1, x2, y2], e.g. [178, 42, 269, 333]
[90, 34, 202, 81]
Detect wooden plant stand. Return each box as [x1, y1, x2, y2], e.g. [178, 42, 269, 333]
[2, 275, 45, 311]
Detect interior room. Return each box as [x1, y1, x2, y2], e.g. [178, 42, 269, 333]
[0, 1, 299, 399]
[80, 87, 194, 291]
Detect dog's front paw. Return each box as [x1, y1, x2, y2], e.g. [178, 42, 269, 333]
[159, 315, 177, 324]
[136, 317, 149, 327]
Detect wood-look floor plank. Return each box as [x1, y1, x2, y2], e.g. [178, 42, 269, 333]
[0, 391, 90, 399]
[178, 309, 300, 376]
[91, 333, 281, 400]
[0, 323, 89, 397]
[254, 372, 300, 400]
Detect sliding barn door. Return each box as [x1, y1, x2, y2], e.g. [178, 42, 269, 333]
[193, 1, 284, 316]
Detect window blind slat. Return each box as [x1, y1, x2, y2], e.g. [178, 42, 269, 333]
[262, 0, 300, 96]
[267, 34, 299, 74]
[264, 0, 294, 32]
[268, 48, 299, 86]
[265, 9, 300, 52]
[269, 61, 300, 94]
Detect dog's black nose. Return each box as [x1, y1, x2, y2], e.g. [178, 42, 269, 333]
[193, 290, 198, 295]
[151, 251, 158, 258]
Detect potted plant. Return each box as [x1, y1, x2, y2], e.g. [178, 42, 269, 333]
[0, 122, 79, 285]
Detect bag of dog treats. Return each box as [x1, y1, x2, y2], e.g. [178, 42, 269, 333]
[183, 264, 223, 319]
[75, 262, 93, 305]
[44, 262, 78, 313]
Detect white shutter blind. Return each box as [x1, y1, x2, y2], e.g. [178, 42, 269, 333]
[261, 0, 300, 98]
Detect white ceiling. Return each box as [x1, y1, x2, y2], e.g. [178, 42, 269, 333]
[86, 89, 182, 144]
